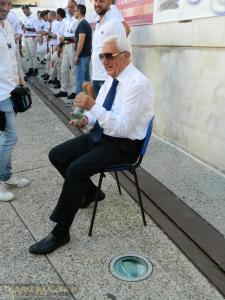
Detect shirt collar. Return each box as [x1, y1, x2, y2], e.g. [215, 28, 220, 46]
[115, 63, 133, 84]
[97, 9, 111, 24]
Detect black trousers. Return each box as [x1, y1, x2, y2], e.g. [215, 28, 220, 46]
[49, 133, 142, 233]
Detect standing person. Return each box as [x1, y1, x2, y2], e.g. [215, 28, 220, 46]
[29, 35, 154, 254]
[7, 9, 25, 82]
[22, 5, 38, 78]
[0, 0, 30, 202]
[73, 4, 92, 95]
[110, 0, 130, 36]
[91, 0, 126, 98]
[48, 8, 67, 88]
[43, 10, 60, 82]
[54, 0, 78, 100]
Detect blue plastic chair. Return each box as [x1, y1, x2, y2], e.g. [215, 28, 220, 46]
[88, 117, 154, 236]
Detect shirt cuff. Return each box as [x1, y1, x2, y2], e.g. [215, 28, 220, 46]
[84, 111, 96, 126]
[89, 103, 105, 120]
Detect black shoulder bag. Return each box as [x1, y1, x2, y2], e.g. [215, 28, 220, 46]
[10, 86, 32, 113]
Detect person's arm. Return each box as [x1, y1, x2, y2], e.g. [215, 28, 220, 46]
[76, 84, 153, 137]
[74, 33, 86, 64]
[122, 20, 131, 36]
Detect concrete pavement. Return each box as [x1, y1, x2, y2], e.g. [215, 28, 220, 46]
[0, 88, 223, 299]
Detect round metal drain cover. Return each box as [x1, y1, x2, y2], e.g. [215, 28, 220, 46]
[109, 254, 153, 282]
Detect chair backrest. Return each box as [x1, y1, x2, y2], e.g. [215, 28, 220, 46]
[135, 117, 154, 167]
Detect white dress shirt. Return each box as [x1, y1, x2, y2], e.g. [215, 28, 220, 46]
[60, 15, 78, 38]
[23, 14, 37, 37]
[7, 10, 23, 35]
[85, 63, 154, 140]
[0, 21, 18, 101]
[92, 10, 126, 81]
[34, 18, 47, 34]
[49, 19, 60, 46]
[109, 5, 124, 22]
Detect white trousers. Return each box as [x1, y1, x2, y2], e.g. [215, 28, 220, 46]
[49, 51, 62, 81]
[24, 37, 38, 69]
[60, 44, 76, 93]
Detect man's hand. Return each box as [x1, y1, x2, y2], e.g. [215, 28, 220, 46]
[73, 55, 78, 65]
[69, 115, 88, 129]
[60, 36, 64, 43]
[74, 93, 95, 111]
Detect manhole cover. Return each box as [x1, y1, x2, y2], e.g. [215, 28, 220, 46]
[109, 254, 153, 282]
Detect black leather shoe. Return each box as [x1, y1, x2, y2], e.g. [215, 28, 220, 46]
[32, 69, 38, 76]
[41, 73, 47, 78]
[43, 74, 49, 81]
[67, 93, 76, 100]
[54, 84, 61, 89]
[54, 91, 68, 98]
[25, 68, 33, 77]
[29, 233, 70, 255]
[80, 190, 105, 208]
[45, 79, 54, 84]
[53, 79, 60, 85]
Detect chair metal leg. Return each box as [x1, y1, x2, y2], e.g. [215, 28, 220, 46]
[88, 172, 104, 237]
[115, 171, 122, 195]
[133, 169, 147, 226]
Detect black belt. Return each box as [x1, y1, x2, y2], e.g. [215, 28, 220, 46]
[64, 38, 74, 44]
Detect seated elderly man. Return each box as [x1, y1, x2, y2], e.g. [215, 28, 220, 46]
[29, 35, 154, 255]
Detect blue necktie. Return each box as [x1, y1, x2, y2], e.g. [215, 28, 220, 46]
[91, 79, 119, 143]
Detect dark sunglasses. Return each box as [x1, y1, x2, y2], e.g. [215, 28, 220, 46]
[99, 51, 126, 61]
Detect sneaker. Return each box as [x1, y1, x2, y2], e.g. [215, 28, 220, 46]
[67, 93, 76, 100]
[0, 182, 14, 201]
[5, 175, 30, 188]
[54, 91, 68, 98]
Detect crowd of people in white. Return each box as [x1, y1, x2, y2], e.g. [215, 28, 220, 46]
[7, 0, 130, 101]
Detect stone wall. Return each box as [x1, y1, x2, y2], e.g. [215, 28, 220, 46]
[129, 16, 225, 173]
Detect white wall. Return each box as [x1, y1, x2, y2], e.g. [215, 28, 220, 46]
[129, 16, 225, 173]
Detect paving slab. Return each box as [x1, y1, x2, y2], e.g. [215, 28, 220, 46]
[13, 90, 74, 174]
[0, 201, 71, 300]
[6, 88, 223, 299]
[142, 136, 225, 237]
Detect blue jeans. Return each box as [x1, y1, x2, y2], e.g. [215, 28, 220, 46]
[75, 56, 91, 94]
[93, 80, 105, 98]
[0, 98, 18, 181]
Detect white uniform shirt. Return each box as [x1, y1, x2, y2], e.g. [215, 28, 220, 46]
[58, 18, 66, 36]
[7, 10, 23, 35]
[0, 21, 18, 101]
[34, 18, 46, 34]
[49, 20, 60, 46]
[34, 18, 44, 33]
[109, 5, 124, 22]
[60, 15, 78, 38]
[85, 63, 154, 140]
[23, 14, 37, 37]
[92, 10, 126, 81]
